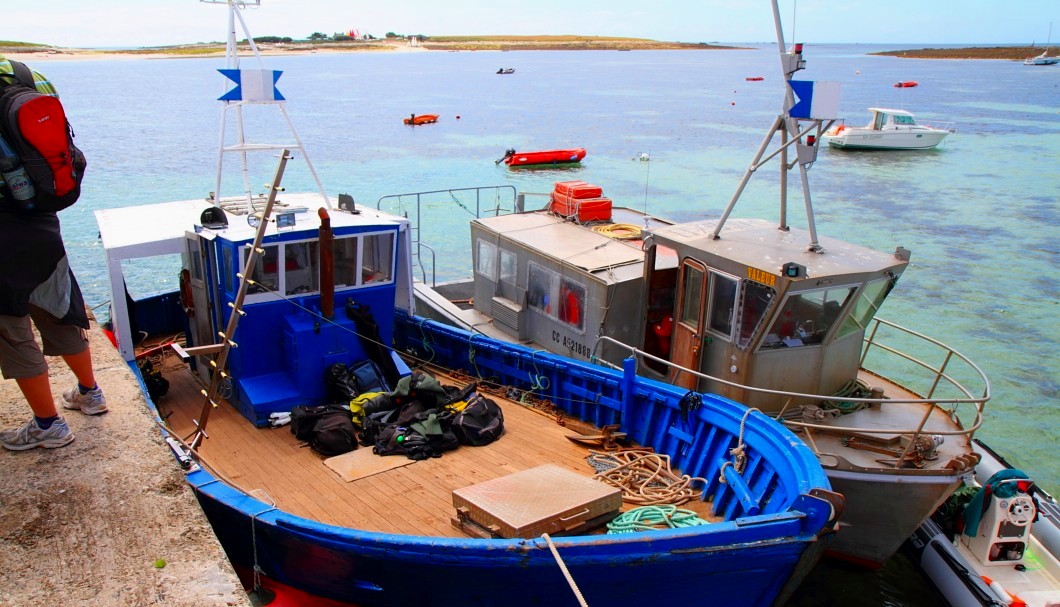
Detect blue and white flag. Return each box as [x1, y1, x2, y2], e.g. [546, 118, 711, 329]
[218, 69, 285, 102]
[788, 80, 840, 120]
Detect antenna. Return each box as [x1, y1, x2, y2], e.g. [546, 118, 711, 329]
[708, 0, 838, 253]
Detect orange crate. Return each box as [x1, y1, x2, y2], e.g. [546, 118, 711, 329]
[550, 195, 612, 222]
[553, 180, 603, 199]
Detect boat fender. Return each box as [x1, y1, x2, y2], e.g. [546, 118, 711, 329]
[178, 268, 195, 317]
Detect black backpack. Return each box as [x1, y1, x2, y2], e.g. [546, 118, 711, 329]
[290, 404, 357, 456]
[451, 394, 505, 446]
[0, 60, 86, 213]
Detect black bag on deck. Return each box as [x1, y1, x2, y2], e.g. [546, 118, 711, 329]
[290, 404, 357, 456]
[451, 394, 505, 446]
[309, 411, 358, 456]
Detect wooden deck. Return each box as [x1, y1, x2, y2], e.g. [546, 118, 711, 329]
[153, 352, 714, 537]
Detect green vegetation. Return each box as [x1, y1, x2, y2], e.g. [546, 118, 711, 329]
[0, 40, 54, 49]
[872, 46, 1048, 60]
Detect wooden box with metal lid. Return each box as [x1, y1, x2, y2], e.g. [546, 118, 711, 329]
[452, 464, 622, 539]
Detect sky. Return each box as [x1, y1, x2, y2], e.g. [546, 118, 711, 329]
[6, 0, 1060, 49]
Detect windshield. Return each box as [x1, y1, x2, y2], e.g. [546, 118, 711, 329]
[762, 285, 856, 349]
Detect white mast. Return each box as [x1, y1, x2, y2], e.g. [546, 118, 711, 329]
[201, 0, 331, 211]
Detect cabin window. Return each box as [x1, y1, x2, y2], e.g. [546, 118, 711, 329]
[362, 232, 395, 285]
[528, 262, 558, 318]
[894, 115, 916, 126]
[221, 246, 234, 294]
[334, 236, 359, 288]
[764, 285, 857, 348]
[679, 265, 705, 330]
[476, 239, 498, 281]
[246, 244, 279, 293]
[737, 280, 776, 347]
[707, 272, 738, 338]
[284, 241, 319, 295]
[558, 277, 586, 332]
[839, 278, 893, 338]
[499, 249, 517, 284]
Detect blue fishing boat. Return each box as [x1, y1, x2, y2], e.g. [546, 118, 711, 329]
[92, 1, 839, 605]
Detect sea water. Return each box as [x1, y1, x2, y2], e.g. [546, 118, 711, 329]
[37, 44, 1057, 606]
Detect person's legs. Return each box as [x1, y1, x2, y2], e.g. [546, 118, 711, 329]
[61, 347, 97, 391]
[0, 313, 73, 450]
[31, 305, 108, 415]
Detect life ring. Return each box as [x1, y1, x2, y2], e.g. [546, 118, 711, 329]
[178, 268, 195, 317]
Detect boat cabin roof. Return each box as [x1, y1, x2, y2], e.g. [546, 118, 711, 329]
[869, 107, 914, 117]
[95, 192, 402, 259]
[650, 218, 907, 279]
[474, 208, 675, 282]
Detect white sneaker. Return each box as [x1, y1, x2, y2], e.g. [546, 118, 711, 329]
[62, 385, 109, 415]
[0, 417, 75, 451]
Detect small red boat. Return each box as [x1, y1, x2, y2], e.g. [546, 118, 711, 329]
[499, 148, 586, 167]
[746, 76, 764, 81]
[894, 81, 919, 88]
[403, 113, 439, 125]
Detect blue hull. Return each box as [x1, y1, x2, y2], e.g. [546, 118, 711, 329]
[172, 312, 838, 607]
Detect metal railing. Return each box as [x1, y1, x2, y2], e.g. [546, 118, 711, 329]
[377, 186, 519, 287]
[593, 316, 990, 468]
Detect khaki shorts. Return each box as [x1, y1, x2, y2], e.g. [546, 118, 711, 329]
[0, 305, 89, 379]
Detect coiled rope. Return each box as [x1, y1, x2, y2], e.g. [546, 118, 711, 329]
[587, 449, 705, 506]
[820, 378, 873, 413]
[591, 223, 642, 240]
[606, 505, 710, 534]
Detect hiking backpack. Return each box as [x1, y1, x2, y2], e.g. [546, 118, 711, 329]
[0, 60, 86, 213]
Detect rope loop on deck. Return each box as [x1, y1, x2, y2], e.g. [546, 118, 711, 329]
[587, 449, 705, 506]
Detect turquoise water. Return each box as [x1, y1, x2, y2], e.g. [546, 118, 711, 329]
[36, 44, 1057, 605]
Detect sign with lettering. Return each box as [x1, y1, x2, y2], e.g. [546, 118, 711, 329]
[746, 267, 777, 287]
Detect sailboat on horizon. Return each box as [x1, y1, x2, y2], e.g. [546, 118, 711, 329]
[1025, 22, 1058, 65]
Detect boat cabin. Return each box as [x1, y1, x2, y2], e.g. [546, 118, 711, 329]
[96, 193, 414, 426]
[467, 208, 675, 361]
[644, 218, 910, 410]
[867, 108, 922, 131]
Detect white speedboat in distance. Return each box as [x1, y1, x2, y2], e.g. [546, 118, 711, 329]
[825, 108, 954, 150]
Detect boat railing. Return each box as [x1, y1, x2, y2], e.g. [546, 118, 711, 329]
[924, 121, 957, 133]
[377, 185, 519, 287]
[593, 316, 989, 467]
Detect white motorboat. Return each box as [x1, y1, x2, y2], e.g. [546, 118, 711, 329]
[825, 108, 954, 150]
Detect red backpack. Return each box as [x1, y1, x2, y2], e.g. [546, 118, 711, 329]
[0, 60, 86, 213]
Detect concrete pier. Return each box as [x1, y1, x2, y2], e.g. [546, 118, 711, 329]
[0, 320, 250, 607]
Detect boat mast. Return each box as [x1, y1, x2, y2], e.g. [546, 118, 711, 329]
[203, 0, 331, 211]
[710, 0, 836, 252]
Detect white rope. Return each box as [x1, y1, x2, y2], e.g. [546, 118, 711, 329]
[541, 533, 589, 607]
[720, 407, 760, 483]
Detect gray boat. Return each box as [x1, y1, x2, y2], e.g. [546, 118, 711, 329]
[405, 8, 990, 569]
